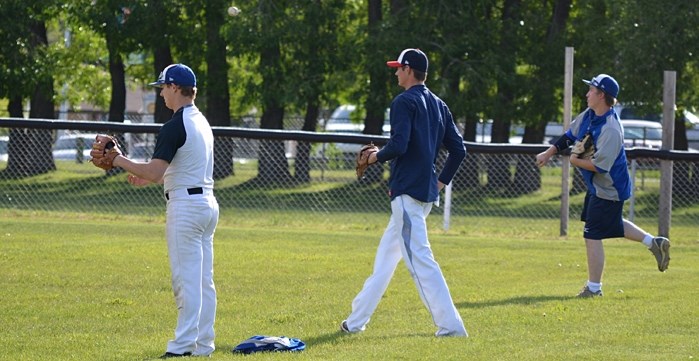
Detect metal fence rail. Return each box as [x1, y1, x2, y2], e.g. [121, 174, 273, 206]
[1, 118, 698, 230]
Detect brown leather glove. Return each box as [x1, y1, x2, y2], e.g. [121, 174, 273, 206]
[571, 133, 594, 159]
[89, 134, 123, 170]
[355, 143, 379, 180]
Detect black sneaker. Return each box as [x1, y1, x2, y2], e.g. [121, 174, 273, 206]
[576, 286, 603, 298]
[649, 237, 671, 272]
[159, 352, 192, 359]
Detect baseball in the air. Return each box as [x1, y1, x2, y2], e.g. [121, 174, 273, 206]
[228, 6, 240, 16]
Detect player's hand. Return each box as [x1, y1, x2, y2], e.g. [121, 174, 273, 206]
[535, 151, 551, 168]
[127, 174, 151, 187]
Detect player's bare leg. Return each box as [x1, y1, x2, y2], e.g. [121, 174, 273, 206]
[622, 219, 649, 242]
[585, 238, 605, 283]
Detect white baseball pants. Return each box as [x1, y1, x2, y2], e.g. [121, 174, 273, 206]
[165, 189, 219, 356]
[345, 194, 467, 337]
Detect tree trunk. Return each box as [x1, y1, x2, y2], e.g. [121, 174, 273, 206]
[206, 0, 234, 179]
[257, 1, 291, 186]
[452, 76, 480, 189]
[672, 113, 693, 199]
[362, 0, 388, 183]
[258, 107, 292, 184]
[365, 0, 389, 136]
[153, 47, 174, 124]
[105, 34, 127, 177]
[8, 97, 23, 117]
[4, 20, 55, 178]
[516, 0, 572, 195]
[487, 0, 520, 192]
[107, 45, 126, 123]
[295, 103, 319, 184]
[149, 0, 175, 125]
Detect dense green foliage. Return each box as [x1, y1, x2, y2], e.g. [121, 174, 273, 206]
[1, 0, 698, 126]
[2, 0, 699, 184]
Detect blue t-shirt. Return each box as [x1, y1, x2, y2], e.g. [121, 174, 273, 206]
[376, 84, 466, 202]
[566, 108, 631, 201]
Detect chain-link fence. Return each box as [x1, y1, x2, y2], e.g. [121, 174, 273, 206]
[1, 117, 698, 229]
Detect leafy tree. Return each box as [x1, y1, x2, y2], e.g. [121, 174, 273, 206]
[363, 0, 392, 137]
[202, 0, 234, 178]
[0, 1, 60, 178]
[226, 0, 294, 184]
[513, 0, 572, 195]
[66, 1, 134, 123]
[611, 0, 699, 199]
[51, 25, 112, 111]
[485, 0, 522, 192]
[286, 0, 354, 183]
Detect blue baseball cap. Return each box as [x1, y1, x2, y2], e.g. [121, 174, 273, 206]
[583, 74, 619, 99]
[149, 63, 196, 87]
[387, 48, 428, 73]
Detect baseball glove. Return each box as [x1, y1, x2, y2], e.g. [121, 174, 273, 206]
[571, 133, 594, 159]
[89, 134, 123, 170]
[355, 142, 379, 180]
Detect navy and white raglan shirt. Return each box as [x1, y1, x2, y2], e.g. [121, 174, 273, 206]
[376, 84, 466, 203]
[151, 104, 215, 194]
[566, 107, 631, 202]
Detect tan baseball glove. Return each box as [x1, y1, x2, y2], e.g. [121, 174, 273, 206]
[571, 133, 594, 159]
[89, 134, 123, 170]
[355, 143, 379, 180]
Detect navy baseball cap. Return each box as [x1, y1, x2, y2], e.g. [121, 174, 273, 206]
[583, 74, 619, 99]
[149, 63, 196, 87]
[386, 48, 428, 73]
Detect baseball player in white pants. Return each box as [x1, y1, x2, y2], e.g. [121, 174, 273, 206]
[341, 48, 467, 337]
[114, 63, 219, 358]
[344, 195, 467, 336]
[165, 190, 218, 355]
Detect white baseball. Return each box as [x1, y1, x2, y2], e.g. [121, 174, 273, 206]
[228, 6, 240, 16]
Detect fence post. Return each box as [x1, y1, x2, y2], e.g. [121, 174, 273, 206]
[560, 47, 574, 236]
[443, 182, 452, 231]
[628, 159, 637, 221]
[658, 71, 676, 237]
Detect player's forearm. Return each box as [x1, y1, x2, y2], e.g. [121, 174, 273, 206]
[569, 154, 597, 172]
[113, 156, 166, 184]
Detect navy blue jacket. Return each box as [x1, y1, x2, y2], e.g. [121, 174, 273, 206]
[377, 84, 466, 202]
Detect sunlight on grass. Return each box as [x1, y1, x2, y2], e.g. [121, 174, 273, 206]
[0, 209, 697, 360]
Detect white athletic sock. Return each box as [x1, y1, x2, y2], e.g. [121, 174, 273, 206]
[586, 281, 602, 293]
[642, 234, 654, 248]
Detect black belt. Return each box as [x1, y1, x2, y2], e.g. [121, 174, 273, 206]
[165, 187, 203, 200]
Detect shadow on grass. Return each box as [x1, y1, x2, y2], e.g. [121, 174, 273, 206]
[456, 294, 573, 309]
[300, 331, 350, 346]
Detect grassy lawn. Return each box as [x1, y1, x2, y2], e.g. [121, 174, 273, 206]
[1, 209, 697, 361]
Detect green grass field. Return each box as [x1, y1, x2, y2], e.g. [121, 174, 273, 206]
[1, 209, 697, 361]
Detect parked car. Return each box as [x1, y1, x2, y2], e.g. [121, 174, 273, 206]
[317, 105, 390, 159]
[53, 133, 99, 161]
[621, 120, 663, 149]
[0, 135, 8, 162]
[614, 103, 699, 128]
[475, 122, 562, 144]
[323, 104, 390, 128]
